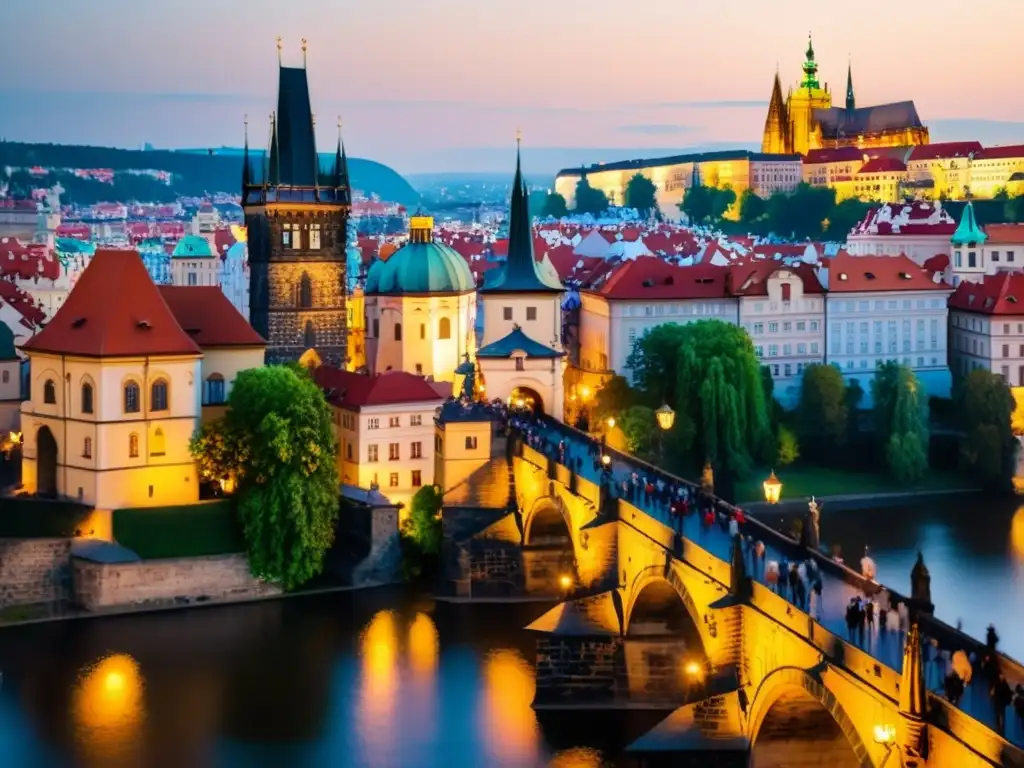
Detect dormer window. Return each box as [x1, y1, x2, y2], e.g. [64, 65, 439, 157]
[838, 273, 849, 281]
[898, 272, 912, 280]
[781, 283, 792, 302]
[864, 272, 876, 280]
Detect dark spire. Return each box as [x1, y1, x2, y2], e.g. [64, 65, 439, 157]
[846, 59, 856, 111]
[762, 71, 790, 154]
[241, 114, 251, 192]
[333, 117, 350, 190]
[267, 38, 319, 188]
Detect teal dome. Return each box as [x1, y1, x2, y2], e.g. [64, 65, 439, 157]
[172, 234, 215, 259]
[365, 218, 474, 295]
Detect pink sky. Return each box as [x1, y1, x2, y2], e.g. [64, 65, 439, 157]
[2, 0, 1023, 172]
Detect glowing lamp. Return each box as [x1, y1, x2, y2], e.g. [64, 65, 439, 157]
[601, 455, 611, 467]
[684, 661, 702, 678]
[515, 398, 525, 409]
[580, 386, 592, 401]
[655, 404, 675, 431]
[762, 470, 782, 504]
[606, 417, 616, 429]
[873, 724, 896, 745]
[559, 574, 572, 590]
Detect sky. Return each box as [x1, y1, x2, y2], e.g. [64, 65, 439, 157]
[2, 0, 1024, 175]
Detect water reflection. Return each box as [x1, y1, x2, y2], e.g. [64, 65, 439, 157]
[481, 648, 540, 767]
[549, 745, 606, 767]
[408, 611, 439, 678]
[357, 609, 399, 766]
[71, 653, 145, 767]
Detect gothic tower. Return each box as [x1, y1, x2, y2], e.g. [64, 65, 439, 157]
[761, 69, 791, 154]
[846, 61, 856, 112]
[243, 40, 351, 367]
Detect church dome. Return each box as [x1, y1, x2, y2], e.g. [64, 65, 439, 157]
[365, 215, 474, 295]
[172, 234, 215, 259]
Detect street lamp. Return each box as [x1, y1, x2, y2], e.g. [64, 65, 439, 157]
[601, 454, 611, 469]
[559, 574, 573, 591]
[655, 404, 675, 431]
[606, 417, 616, 430]
[873, 724, 904, 766]
[762, 470, 783, 504]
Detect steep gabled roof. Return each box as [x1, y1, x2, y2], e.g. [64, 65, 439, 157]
[157, 286, 265, 348]
[313, 367, 445, 409]
[585, 257, 729, 301]
[268, 66, 319, 188]
[949, 272, 1024, 315]
[826, 251, 947, 293]
[729, 261, 823, 297]
[476, 326, 564, 359]
[21, 249, 201, 358]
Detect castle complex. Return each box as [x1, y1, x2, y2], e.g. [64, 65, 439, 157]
[762, 34, 930, 156]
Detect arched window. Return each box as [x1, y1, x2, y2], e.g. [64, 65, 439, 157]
[151, 428, 166, 457]
[82, 437, 92, 458]
[205, 374, 226, 405]
[124, 382, 140, 414]
[43, 379, 56, 405]
[81, 382, 94, 414]
[438, 317, 451, 340]
[304, 321, 316, 349]
[299, 273, 313, 308]
[394, 323, 402, 342]
[151, 379, 169, 411]
[128, 433, 139, 458]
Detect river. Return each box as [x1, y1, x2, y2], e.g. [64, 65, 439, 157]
[0, 498, 1020, 767]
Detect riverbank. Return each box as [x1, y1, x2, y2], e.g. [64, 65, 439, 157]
[742, 486, 981, 515]
[734, 466, 976, 505]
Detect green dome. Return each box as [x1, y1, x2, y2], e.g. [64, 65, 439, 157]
[365, 240, 475, 295]
[172, 234, 215, 259]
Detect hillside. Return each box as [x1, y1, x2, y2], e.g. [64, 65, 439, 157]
[0, 142, 421, 207]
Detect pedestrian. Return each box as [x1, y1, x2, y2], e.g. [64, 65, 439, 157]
[987, 625, 1000, 653]
[811, 577, 823, 620]
[754, 540, 766, 560]
[993, 674, 1013, 735]
[865, 598, 876, 631]
[845, 598, 859, 643]
[855, 598, 867, 646]
[944, 671, 965, 706]
[766, 561, 780, 593]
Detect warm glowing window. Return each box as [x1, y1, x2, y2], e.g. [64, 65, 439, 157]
[124, 382, 140, 413]
[389, 472, 399, 488]
[438, 317, 451, 339]
[151, 380, 169, 412]
[309, 223, 321, 250]
[129, 433, 139, 458]
[367, 444, 378, 462]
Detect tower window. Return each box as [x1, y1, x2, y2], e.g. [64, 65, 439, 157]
[129, 433, 139, 458]
[282, 224, 291, 247]
[420, 324, 426, 340]
[526, 307, 537, 321]
[304, 321, 316, 349]
[438, 317, 451, 340]
[310, 223, 321, 250]
[83, 437, 92, 459]
[781, 283, 792, 302]
[151, 427, 166, 457]
[503, 307, 513, 321]
[81, 382, 94, 414]
[394, 323, 402, 342]
[299, 273, 313, 308]
[151, 379, 169, 412]
[43, 379, 56, 405]
[124, 382, 141, 413]
[372, 319, 380, 338]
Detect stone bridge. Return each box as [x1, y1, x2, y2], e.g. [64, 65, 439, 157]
[445, 420, 1024, 767]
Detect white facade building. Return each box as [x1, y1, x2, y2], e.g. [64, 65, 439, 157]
[846, 202, 956, 265]
[219, 241, 250, 319]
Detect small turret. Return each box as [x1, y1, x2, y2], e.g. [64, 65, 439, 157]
[846, 60, 856, 111]
[801, 32, 820, 90]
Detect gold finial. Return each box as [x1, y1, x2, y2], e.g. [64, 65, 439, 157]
[516, 127, 522, 148]
[276, 36, 283, 64]
[301, 37, 308, 66]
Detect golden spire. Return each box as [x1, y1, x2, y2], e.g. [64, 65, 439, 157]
[276, 36, 283, 65]
[516, 127, 522, 149]
[301, 37, 308, 67]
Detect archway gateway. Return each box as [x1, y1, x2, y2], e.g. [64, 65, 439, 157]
[509, 386, 544, 416]
[36, 426, 58, 497]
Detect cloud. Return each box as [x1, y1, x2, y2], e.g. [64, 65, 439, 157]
[617, 124, 697, 135]
[643, 99, 768, 109]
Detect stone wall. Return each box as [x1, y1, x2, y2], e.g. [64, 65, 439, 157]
[535, 636, 624, 706]
[72, 554, 280, 611]
[0, 538, 71, 607]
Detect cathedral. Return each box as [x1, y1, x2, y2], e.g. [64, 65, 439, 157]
[242, 42, 351, 367]
[762, 35, 930, 156]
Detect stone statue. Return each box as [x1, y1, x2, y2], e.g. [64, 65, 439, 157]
[910, 552, 933, 615]
[805, 497, 821, 552]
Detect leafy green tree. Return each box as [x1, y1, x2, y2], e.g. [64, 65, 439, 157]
[828, 198, 872, 240]
[193, 365, 340, 590]
[710, 186, 737, 221]
[620, 405, 656, 455]
[573, 176, 610, 215]
[541, 192, 568, 218]
[777, 425, 800, 466]
[739, 188, 767, 224]
[798, 364, 849, 455]
[680, 185, 714, 224]
[872, 363, 929, 482]
[844, 378, 865, 443]
[403, 485, 443, 556]
[593, 374, 637, 424]
[956, 370, 1016, 489]
[624, 173, 658, 217]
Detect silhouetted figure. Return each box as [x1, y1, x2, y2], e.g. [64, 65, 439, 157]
[944, 671, 964, 706]
[910, 552, 933, 615]
[987, 625, 1000, 653]
[993, 675, 1013, 735]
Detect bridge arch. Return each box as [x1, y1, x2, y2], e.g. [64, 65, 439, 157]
[623, 566, 708, 654]
[748, 666, 874, 768]
[523, 494, 574, 548]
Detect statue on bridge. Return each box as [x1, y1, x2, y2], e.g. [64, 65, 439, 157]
[910, 552, 934, 616]
[802, 497, 821, 552]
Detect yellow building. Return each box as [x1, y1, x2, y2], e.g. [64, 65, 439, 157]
[554, 151, 801, 220]
[968, 144, 1024, 199]
[852, 157, 909, 203]
[762, 35, 929, 156]
[346, 286, 366, 372]
[801, 147, 866, 202]
[433, 403, 494, 495]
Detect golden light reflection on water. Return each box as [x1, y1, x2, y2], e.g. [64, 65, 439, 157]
[1011, 506, 1024, 564]
[71, 653, 145, 766]
[481, 648, 540, 766]
[408, 612, 439, 679]
[549, 746, 605, 767]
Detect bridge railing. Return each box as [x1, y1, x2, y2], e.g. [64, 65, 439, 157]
[523, 415, 1024, 684]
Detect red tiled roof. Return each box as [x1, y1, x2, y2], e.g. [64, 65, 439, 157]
[858, 158, 907, 174]
[157, 286, 264, 348]
[0, 239, 60, 281]
[850, 202, 957, 237]
[984, 224, 1024, 245]
[313, 367, 445, 409]
[949, 272, 1024, 315]
[491, 240, 509, 257]
[20, 249, 201, 357]
[826, 251, 947, 293]
[213, 227, 236, 257]
[907, 142, 982, 162]
[922, 253, 950, 274]
[729, 260, 823, 297]
[803, 147, 866, 165]
[586, 257, 729, 301]
[973, 144, 1024, 161]
[0, 280, 45, 329]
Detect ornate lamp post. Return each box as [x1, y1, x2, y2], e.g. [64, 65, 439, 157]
[655, 404, 674, 462]
[762, 470, 783, 504]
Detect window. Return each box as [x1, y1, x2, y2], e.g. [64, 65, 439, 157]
[420, 324, 426, 340]
[151, 427, 166, 456]
[781, 283, 792, 302]
[438, 317, 451, 339]
[783, 363, 792, 377]
[503, 307, 513, 321]
[282, 224, 291, 247]
[309, 223, 321, 250]
[810, 343, 818, 354]
[304, 321, 316, 349]
[810, 321, 819, 332]
[411, 441, 422, 459]
[82, 437, 92, 458]
[1004, 344, 1010, 358]
[394, 323, 402, 342]
[389, 473, 399, 488]
[465, 436, 478, 450]
[81, 382, 94, 414]
[299, 273, 313, 308]
[415, 363, 423, 375]
[206, 374, 226, 405]
[367, 418, 380, 430]
[43, 379, 56, 405]
[372, 319, 380, 338]
[388, 443, 400, 460]
[768, 345, 778, 357]
[410, 414, 422, 426]
[796, 321, 805, 331]
[435, 435, 443, 453]
[768, 322, 779, 333]
[526, 307, 537, 321]
[389, 416, 400, 427]
[151, 379, 169, 411]
[412, 470, 422, 487]
[129, 433, 139, 458]
[187, 272, 198, 286]
[1, 370, 7, 384]
[346, 442, 353, 460]
[782, 322, 792, 332]
[753, 323, 764, 335]
[992, 250, 1000, 263]
[368, 444, 379, 462]
[515, 356, 524, 371]
[1002, 365, 1010, 382]
[124, 382, 140, 413]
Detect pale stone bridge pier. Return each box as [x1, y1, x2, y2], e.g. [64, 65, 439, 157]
[442, 416, 1024, 767]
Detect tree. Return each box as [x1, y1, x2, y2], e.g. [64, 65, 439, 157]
[710, 186, 737, 221]
[620, 405, 656, 456]
[528, 189, 549, 217]
[797, 364, 849, 456]
[541, 192, 568, 219]
[777, 425, 800, 466]
[680, 185, 714, 224]
[573, 176, 610, 215]
[739, 188, 767, 224]
[872, 363, 929, 483]
[626, 320, 773, 477]
[190, 418, 247, 489]
[625, 173, 658, 217]
[194, 365, 340, 590]
[593, 374, 637, 424]
[403, 485, 443, 556]
[956, 370, 1016, 490]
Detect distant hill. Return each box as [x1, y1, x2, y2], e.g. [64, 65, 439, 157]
[0, 142, 421, 207]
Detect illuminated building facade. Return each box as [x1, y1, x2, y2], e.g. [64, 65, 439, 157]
[243, 48, 351, 367]
[761, 35, 929, 157]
